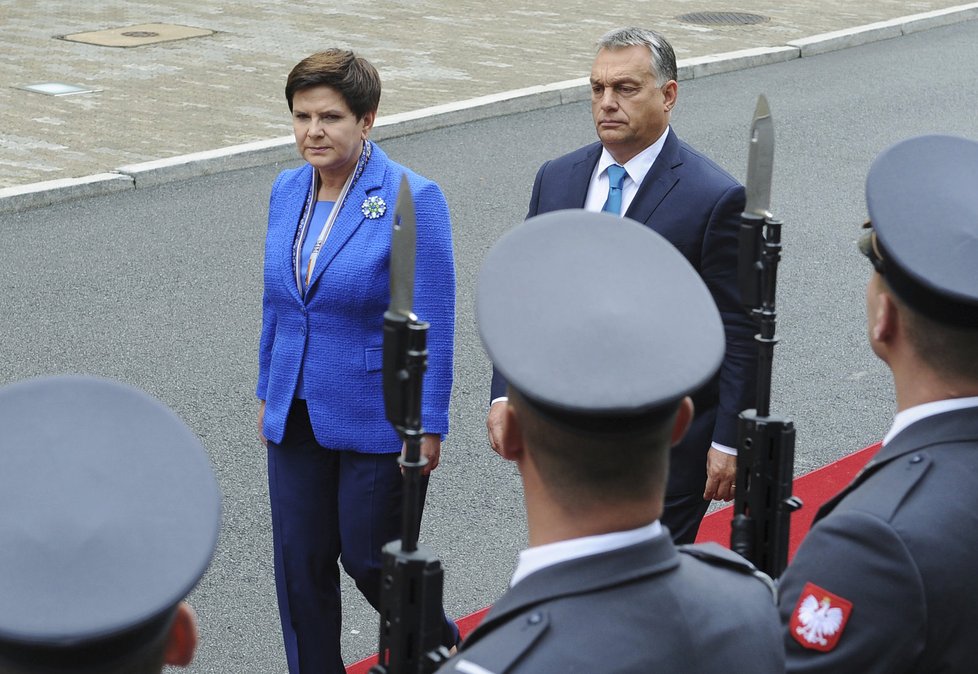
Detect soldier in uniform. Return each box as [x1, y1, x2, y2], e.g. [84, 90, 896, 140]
[778, 135, 978, 672]
[440, 210, 783, 673]
[0, 375, 221, 673]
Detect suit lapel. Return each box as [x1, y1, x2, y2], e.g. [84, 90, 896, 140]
[304, 144, 388, 295]
[558, 144, 601, 210]
[464, 536, 679, 648]
[624, 129, 681, 223]
[278, 166, 313, 306]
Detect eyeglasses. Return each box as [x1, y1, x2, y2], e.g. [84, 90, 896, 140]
[858, 224, 885, 274]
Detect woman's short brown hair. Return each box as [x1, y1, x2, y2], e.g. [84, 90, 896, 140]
[285, 49, 381, 120]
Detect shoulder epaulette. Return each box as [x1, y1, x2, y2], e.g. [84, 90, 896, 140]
[679, 542, 777, 599]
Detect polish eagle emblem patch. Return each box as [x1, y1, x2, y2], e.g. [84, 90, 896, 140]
[790, 582, 853, 652]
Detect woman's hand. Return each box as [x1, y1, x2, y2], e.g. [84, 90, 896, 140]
[401, 434, 441, 475]
[257, 400, 268, 447]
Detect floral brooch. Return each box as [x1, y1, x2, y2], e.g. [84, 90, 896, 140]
[361, 195, 387, 219]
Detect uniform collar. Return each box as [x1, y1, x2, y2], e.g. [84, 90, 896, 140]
[884, 396, 978, 445]
[510, 521, 664, 587]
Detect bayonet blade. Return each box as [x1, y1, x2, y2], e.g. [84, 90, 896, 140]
[745, 94, 774, 218]
[389, 174, 417, 319]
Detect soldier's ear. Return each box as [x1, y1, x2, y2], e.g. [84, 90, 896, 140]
[498, 403, 525, 463]
[163, 602, 198, 668]
[670, 397, 694, 447]
[870, 287, 899, 345]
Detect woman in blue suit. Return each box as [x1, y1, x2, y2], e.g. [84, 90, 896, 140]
[256, 49, 456, 674]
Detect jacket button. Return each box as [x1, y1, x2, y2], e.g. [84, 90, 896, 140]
[299, 326, 306, 336]
[527, 612, 542, 625]
[910, 455, 923, 464]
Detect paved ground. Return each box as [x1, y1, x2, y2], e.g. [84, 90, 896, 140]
[0, 0, 972, 188]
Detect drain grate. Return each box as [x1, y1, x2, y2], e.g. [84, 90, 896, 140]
[58, 23, 213, 48]
[678, 11, 770, 26]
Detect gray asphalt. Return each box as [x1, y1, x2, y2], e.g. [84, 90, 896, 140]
[2, 18, 978, 673]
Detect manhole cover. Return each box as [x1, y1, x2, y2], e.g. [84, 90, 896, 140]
[678, 11, 770, 26]
[59, 23, 213, 48]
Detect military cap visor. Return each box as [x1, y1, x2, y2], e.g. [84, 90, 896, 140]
[865, 134, 978, 327]
[477, 210, 725, 427]
[0, 376, 221, 664]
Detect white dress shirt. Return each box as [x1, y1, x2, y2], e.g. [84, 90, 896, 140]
[583, 127, 670, 215]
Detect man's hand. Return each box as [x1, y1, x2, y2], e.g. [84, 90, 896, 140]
[486, 401, 507, 455]
[402, 434, 442, 475]
[257, 399, 267, 447]
[703, 447, 737, 502]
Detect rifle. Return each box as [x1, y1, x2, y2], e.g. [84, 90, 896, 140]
[730, 95, 802, 579]
[370, 176, 452, 674]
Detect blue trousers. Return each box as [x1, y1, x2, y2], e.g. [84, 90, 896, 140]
[268, 401, 455, 674]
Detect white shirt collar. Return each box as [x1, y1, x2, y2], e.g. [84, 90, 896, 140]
[510, 520, 664, 587]
[596, 126, 670, 190]
[883, 396, 978, 445]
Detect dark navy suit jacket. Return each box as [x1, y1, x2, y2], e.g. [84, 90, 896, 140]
[491, 130, 757, 495]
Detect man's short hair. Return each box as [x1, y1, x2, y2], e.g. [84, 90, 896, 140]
[509, 390, 675, 510]
[596, 27, 678, 86]
[890, 283, 978, 382]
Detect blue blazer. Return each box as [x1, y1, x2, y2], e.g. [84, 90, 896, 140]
[258, 144, 455, 452]
[491, 130, 756, 493]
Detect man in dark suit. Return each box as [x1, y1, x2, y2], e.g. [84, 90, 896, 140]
[778, 135, 978, 672]
[487, 27, 756, 544]
[442, 210, 782, 673]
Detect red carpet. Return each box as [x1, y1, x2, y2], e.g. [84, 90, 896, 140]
[693, 442, 880, 555]
[346, 443, 880, 673]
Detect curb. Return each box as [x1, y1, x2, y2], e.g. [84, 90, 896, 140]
[0, 173, 134, 213]
[786, 3, 978, 56]
[3, 3, 977, 214]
